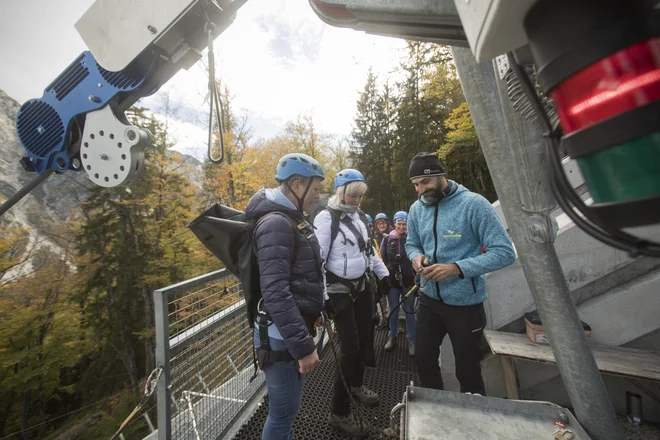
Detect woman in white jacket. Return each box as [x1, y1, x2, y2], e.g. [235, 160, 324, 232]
[314, 169, 390, 438]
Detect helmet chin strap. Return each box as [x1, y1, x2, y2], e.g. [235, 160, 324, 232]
[287, 179, 313, 213]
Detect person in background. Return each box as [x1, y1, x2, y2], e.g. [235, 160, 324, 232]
[314, 169, 390, 438]
[364, 213, 389, 329]
[245, 153, 326, 440]
[365, 214, 380, 255]
[363, 213, 382, 368]
[406, 152, 515, 395]
[373, 213, 393, 252]
[380, 211, 416, 357]
[373, 213, 394, 328]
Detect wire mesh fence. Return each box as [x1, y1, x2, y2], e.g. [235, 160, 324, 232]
[153, 269, 264, 440]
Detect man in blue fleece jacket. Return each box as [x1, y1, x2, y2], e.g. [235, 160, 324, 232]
[405, 152, 515, 394]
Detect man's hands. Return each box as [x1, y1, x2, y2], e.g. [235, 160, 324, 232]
[412, 255, 461, 281]
[412, 255, 430, 272]
[298, 350, 319, 374]
[421, 263, 461, 281]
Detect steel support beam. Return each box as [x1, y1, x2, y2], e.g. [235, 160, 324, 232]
[451, 46, 622, 440]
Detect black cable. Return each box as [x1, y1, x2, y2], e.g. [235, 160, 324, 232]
[546, 128, 660, 254]
[506, 52, 660, 257]
[546, 132, 659, 253]
[386, 275, 422, 333]
[0, 170, 54, 218]
[386, 288, 417, 324]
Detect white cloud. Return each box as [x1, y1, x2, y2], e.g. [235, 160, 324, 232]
[0, 0, 407, 160]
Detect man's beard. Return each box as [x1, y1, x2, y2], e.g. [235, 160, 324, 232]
[421, 187, 440, 204]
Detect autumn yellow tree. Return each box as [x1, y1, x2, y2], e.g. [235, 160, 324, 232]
[0, 224, 30, 286]
[282, 113, 341, 193]
[200, 86, 259, 211]
[0, 245, 86, 439]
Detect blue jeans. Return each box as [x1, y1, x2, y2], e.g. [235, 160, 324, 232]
[387, 286, 416, 341]
[254, 331, 306, 440]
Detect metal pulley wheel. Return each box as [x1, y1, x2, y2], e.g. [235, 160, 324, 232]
[80, 105, 152, 188]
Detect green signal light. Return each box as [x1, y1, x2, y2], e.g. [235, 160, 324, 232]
[578, 132, 660, 204]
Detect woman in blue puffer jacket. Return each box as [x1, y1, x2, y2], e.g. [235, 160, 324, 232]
[246, 153, 326, 440]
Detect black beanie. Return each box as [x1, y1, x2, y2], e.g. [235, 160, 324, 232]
[408, 152, 445, 180]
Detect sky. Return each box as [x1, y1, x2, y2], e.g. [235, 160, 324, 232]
[0, 0, 407, 160]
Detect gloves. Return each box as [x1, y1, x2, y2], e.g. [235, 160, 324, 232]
[380, 276, 392, 292]
[323, 299, 336, 319]
[371, 311, 380, 327]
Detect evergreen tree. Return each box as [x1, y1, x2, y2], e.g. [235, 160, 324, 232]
[351, 43, 458, 214]
[351, 70, 392, 213]
[75, 107, 202, 398]
[351, 42, 481, 214]
[438, 102, 497, 201]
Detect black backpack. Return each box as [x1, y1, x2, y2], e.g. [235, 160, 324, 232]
[188, 204, 302, 328]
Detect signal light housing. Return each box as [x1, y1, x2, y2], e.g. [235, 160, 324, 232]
[308, 0, 356, 22]
[524, 0, 660, 232]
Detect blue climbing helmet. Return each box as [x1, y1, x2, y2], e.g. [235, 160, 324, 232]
[366, 214, 373, 222]
[393, 211, 408, 223]
[375, 213, 388, 221]
[275, 153, 325, 182]
[275, 153, 324, 213]
[334, 169, 366, 191]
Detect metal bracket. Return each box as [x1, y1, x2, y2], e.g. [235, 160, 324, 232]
[80, 105, 152, 188]
[522, 212, 557, 243]
[496, 54, 510, 80]
[406, 387, 416, 401]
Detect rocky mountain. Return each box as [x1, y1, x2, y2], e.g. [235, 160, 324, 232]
[0, 89, 90, 252]
[168, 150, 204, 189]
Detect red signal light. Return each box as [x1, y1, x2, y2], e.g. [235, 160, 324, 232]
[551, 38, 660, 134]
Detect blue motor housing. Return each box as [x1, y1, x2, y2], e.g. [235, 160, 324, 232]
[16, 50, 158, 174]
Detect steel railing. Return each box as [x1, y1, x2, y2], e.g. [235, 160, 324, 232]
[154, 269, 264, 440]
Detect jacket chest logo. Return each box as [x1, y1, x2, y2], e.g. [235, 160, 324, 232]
[442, 228, 461, 238]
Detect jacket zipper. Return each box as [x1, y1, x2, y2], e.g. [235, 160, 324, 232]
[432, 203, 440, 300]
[343, 253, 347, 277]
[471, 277, 477, 294]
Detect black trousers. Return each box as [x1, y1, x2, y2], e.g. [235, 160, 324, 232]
[330, 289, 372, 416]
[364, 288, 377, 366]
[414, 294, 487, 394]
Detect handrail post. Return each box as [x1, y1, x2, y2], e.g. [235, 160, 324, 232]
[154, 288, 172, 440]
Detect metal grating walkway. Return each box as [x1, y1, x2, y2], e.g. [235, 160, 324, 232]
[232, 325, 419, 439]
